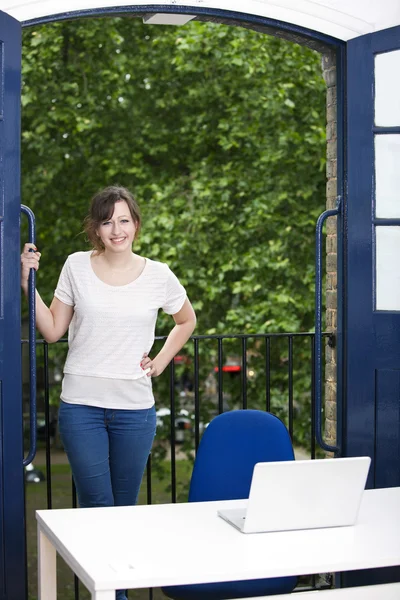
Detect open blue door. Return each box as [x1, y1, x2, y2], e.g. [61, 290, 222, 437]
[0, 10, 25, 600]
[345, 24, 400, 488]
[343, 24, 400, 588]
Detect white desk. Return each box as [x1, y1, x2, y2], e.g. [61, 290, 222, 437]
[36, 487, 400, 600]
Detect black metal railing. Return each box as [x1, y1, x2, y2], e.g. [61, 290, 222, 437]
[23, 331, 334, 599]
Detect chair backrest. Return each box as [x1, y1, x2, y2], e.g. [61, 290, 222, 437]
[188, 409, 294, 502]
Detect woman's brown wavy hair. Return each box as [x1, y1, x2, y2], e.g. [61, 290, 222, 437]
[84, 185, 141, 252]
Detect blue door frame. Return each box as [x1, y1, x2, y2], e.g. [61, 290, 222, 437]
[0, 10, 25, 600]
[341, 23, 400, 588]
[345, 25, 400, 488]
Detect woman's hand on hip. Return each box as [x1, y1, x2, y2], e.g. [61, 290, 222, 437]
[140, 353, 168, 377]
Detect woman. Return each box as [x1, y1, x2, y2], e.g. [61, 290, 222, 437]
[21, 186, 196, 599]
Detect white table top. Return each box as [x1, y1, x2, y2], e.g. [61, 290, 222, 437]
[36, 487, 400, 593]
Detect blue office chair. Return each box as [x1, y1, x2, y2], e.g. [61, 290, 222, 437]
[162, 409, 298, 600]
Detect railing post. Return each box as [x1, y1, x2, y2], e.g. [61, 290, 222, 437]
[21, 204, 37, 467]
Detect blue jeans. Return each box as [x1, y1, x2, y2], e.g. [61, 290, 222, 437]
[59, 401, 157, 600]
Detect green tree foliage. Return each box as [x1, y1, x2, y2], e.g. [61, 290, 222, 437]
[22, 17, 326, 335]
[21, 18, 327, 455]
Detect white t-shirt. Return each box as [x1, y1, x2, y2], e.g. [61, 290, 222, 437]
[60, 373, 155, 410]
[54, 251, 187, 380]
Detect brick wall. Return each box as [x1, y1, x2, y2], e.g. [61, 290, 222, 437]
[322, 51, 337, 450]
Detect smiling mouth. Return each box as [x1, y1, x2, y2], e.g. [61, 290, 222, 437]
[111, 237, 126, 243]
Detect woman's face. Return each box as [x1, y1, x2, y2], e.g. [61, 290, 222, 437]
[96, 200, 137, 253]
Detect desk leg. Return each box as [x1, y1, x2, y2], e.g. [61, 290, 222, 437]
[37, 526, 57, 600]
[92, 591, 115, 599]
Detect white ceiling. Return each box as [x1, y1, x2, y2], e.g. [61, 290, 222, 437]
[2, 0, 400, 40]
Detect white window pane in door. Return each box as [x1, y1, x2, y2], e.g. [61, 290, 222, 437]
[375, 50, 400, 126]
[375, 134, 400, 218]
[376, 226, 400, 311]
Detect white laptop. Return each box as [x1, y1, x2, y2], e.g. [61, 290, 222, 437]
[217, 456, 371, 534]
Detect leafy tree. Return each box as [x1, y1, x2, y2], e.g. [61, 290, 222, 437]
[22, 17, 325, 334]
[21, 17, 327, 456]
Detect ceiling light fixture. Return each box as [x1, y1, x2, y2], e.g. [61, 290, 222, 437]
[143, 13, 196, 25]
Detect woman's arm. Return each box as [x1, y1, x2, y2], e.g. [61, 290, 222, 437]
[34, 294, 74, 343]
[141, 298, 197, 377]
[21, 243, 74, 343]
